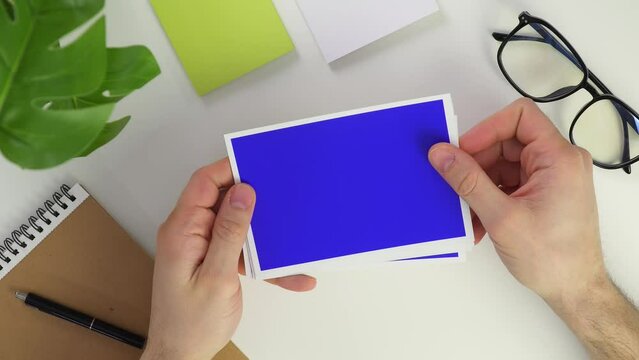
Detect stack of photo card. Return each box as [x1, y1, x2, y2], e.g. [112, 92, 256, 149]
[225, 95, 474, 279]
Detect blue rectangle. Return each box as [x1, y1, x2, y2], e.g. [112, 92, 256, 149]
[231, 99, 466, 271]
[402, 252, 459, 261]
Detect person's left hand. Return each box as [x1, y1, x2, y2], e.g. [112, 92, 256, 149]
[141, 158, 317, 360]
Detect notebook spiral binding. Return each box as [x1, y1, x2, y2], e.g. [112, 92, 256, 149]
[0, 184, 77, 270]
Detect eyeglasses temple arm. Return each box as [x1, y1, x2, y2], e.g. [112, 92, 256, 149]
[612, 102, 636, 174]
[532, 26, 616, 100]
[585, 78, 638, 141]
[492, 30, 581, 70]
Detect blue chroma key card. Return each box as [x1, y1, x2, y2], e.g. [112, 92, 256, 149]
[226, 95, 473, 279]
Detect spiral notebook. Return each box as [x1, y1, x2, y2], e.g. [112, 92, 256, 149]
[0, 184, 246, 360]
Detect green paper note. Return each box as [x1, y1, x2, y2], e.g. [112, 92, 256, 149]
[151, 0, 294, 95]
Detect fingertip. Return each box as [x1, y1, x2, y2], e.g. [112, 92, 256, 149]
[428, 142, 455, 154]
[228, 183, 256, 211]
[234, 182, 255, 193]
[291, 276, 317, 292]
[270, 275, 317, 292]
[428, 144, 457, 173]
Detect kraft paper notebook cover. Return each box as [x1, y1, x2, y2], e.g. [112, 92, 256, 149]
[0, 184, 247, 360]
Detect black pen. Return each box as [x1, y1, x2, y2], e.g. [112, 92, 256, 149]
[15, 291, 146, 349]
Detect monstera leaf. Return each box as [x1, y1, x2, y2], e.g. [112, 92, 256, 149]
[0, 0, 160, 169]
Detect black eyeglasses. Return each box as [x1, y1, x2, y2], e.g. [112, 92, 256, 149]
[492, 11, 639, 174]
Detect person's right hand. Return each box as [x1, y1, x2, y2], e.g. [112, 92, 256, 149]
[428, 98, 605, 304]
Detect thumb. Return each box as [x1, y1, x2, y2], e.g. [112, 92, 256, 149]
[202, 183, 256, 280]
[428, 143, 512, 229]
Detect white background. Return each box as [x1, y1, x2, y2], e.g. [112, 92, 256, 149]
[1, 0, 638, 359]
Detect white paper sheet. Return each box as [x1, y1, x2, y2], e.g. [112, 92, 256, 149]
[296, 0, 439, 62]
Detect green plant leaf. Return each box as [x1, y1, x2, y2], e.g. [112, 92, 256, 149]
[81, 47, 162, 105]
[0, 0, 160, 169]
[79, 115, 130, 157]
[50, 46, 160, 156]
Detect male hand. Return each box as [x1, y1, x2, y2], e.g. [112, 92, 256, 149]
[428, 98, 639, 359]
[429, 98, 602, 301]
[142, 159, 316, 360]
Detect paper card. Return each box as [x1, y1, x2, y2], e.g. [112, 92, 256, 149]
[151, 0, 294, 95]
[296, 0, 439, 62]
[303, 252, 466, 276]
[403, 252, 462, 261]
[225, 95, 474, 279]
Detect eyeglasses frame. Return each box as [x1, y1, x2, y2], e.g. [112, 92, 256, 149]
[493, 11, 639, 174]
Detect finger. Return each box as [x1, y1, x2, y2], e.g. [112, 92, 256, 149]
[470, 210, 487, 244]
[501, 186, 519, 195]
[238, 253, 317, 292]
[486, 159, 521, 188]
[177, 158, 234, 212]
[460, 98, 565, 155]
[470, 138, 524, 169]
[156, 159, 233, 281]
[212, 187, 230, 213]
[502, 138, 524, 162]
[266, 276, 317, 292]
[472, 216, 487, 245]
[429, 143, 513, 230]
[157, 207, 215, 279]
[156, 224, 212, 284]
[202, 183, 256, 279]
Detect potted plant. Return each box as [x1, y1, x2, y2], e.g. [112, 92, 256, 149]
[0, 0, 160, 169]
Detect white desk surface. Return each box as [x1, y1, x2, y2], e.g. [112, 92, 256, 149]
[1, 1, 638, 359]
